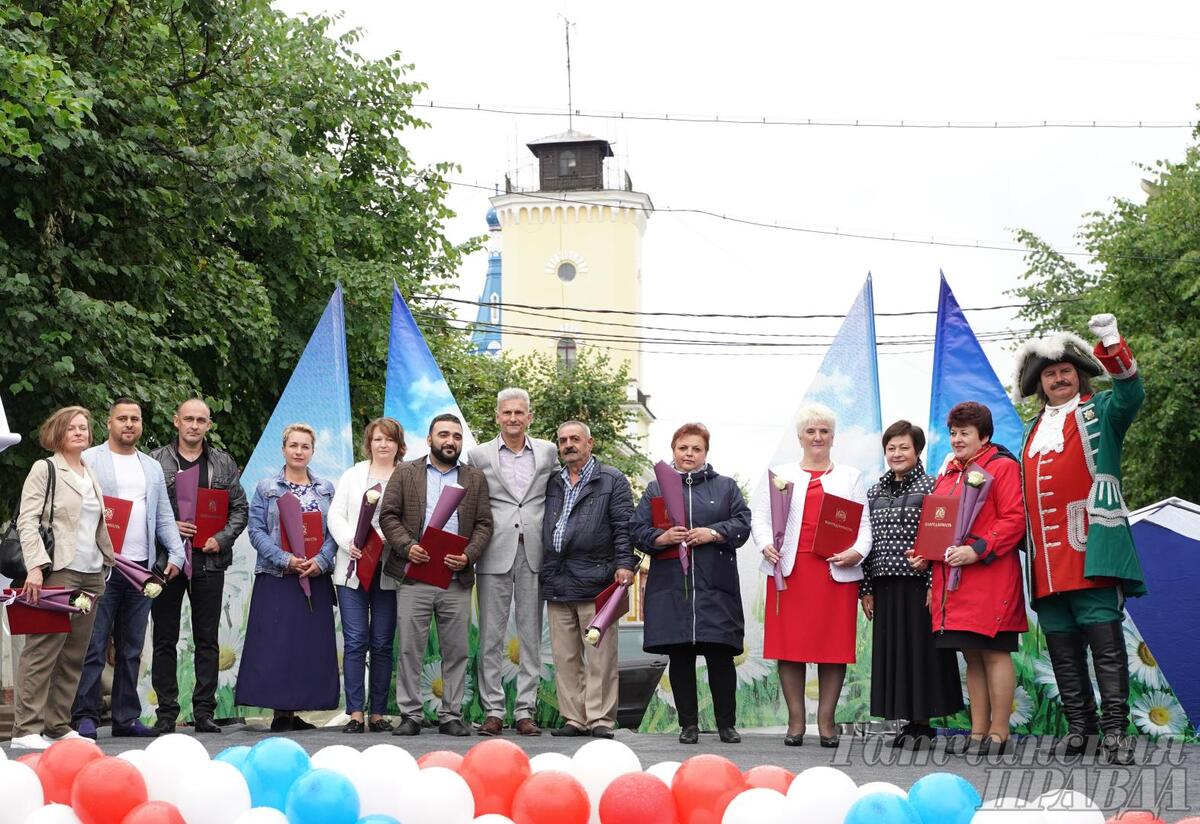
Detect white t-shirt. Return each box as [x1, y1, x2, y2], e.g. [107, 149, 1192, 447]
[68, 471, 103, 574]
[112, 452, 150, 562]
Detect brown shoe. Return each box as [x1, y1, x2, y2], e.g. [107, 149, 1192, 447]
[515, 718, 542, 737]
[478, 716, 504, 736]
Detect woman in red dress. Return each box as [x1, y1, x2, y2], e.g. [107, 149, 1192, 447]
[753, 403, 872, 747]
[909, 401, 1027, 757]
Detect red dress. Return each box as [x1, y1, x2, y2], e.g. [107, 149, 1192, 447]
[763, 470, 858, 664]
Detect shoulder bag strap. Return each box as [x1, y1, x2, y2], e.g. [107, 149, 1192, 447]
[40, 457, 56, 527]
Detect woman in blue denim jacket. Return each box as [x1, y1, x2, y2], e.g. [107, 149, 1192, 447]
[234, 423, 340, 731]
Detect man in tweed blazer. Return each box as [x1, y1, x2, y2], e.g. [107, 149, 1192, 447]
[380, 414, 492, 736]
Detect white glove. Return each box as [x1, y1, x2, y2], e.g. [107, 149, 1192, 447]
[1088, 313, 1120, 347]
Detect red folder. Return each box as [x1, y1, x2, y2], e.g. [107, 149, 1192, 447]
[2, 591, 71, 635]
[280, 511, 324, 559]
[594, 581, 630, 616]
[192, 488, 229, 547]
[912, 494, 961, 561]
[650, 497, 672, 531]
[405, 526, 469, 590]
[811, 493, 864, 559]
[102, 496, 134, 555]
[356, 531, 384, 591]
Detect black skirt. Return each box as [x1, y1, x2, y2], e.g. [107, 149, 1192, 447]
[935, 629, 1020, 652]
[870, 576, 964, 720]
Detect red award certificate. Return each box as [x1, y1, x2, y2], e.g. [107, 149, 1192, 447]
[192, 488, 229, 548]
[102, 496, 134, 555]
[811, 493, 864, 559]
[404, 526, 469, 590]
[280, 510, 324, 560]
[650, 497, 672, 531]
[912, 494, 960, 561]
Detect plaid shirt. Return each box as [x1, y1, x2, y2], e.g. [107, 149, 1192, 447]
[552, 456, 596, 554]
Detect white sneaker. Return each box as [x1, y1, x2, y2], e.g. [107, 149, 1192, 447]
[9, 733, 52, 751]
[45, 730, 83, 742]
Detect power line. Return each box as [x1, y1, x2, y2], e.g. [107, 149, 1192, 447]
[423, 101, 1197, 131]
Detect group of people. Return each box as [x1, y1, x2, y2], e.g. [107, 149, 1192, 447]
[9, 313, 1145, 765]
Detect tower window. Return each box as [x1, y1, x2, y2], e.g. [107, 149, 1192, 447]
[556, 337, 577, 370]
[558, 150, 577, 177]
[489, 293, 500, 324]
[556, 261, 577, 282]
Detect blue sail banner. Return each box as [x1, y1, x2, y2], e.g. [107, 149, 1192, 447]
[144, 286, 355, 722]
[384, 285, 475, 458]
[927, 272, 1025, 471]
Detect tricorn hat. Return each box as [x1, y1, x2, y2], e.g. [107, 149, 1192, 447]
[1011, 331, 1103, 403]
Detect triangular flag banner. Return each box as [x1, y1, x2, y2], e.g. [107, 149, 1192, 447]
[384, 285, 475, 459]
[927, 272, 1025, 471]
[0, 390, 20, 452]
[152, 286, 355, 723]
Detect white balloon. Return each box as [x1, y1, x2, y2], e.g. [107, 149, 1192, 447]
[141, 733, 211, 802]
[361, 743, 419, 781]
[722, 788, 791, 824]
[311, 744, 363, 775]
[529, 751, 575, 774]
[231, 809, 290, 824]
[571, 739, 642, 824]
[21, 804, 83, 824]
[1031, 790, 1104, 823]
[474, 816, 517, 824]
[0, 760, 44, 824]
[856, 781, 906, 798]
[395, 766, 474, 824]
[350, 759, 404, 819]
[0, 748, 5, 761]
[175, 759, 252, 824]
[972, 798, 1050, 824]
[117, 749, 146, 769]
[644, 761, 681, 787]
[785, 765, 857, 824]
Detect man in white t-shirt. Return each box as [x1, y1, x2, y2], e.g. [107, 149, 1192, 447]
[73, 398, 186, 739]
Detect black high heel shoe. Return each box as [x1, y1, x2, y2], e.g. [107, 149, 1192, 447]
[783, 728, 805, 747]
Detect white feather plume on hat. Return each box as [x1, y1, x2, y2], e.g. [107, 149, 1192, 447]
[1010, 331, 1103, 403]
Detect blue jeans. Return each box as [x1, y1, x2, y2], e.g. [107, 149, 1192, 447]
[338, 575, 397, 715]
[72, 571, 153, 728]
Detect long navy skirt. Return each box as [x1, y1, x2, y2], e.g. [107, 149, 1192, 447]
[235, 572, 340, 711]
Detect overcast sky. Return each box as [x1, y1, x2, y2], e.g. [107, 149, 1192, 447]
[280, 0, 1199, 484]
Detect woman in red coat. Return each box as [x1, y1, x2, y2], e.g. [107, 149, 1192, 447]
[909, 401, 1026, 756]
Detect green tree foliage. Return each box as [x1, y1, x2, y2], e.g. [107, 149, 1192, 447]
[1012, 132, 1200, 507]
[0, 1, 477, 504]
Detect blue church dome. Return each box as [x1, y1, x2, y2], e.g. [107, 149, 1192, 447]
[485, 207, 500, 231]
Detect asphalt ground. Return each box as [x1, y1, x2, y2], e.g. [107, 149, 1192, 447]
[9, 722, 1198, 817]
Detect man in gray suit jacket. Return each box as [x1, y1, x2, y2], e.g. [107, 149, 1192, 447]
[467, 388, 558, 736]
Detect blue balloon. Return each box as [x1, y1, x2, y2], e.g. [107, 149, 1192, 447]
[357, 817, 401, 824]
[844, 793, 923, 824]
[908, 772, 982, 824]
[243, 736, 312, 811]
[285, 768, 360, 824]
[215, 745, 252, 771]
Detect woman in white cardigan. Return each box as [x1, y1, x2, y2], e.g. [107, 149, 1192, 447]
[754, 403, 872, 748]
[328, 417, 405, 733]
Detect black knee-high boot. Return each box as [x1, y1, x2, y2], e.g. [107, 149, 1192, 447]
[1044, 631, 1099, 757]
[1084, 620, 1135, 765]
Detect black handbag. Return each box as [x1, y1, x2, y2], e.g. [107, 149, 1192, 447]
[0, 458, 56, 584]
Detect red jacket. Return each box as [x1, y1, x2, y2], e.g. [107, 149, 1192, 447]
[929, 444, 1028, 638]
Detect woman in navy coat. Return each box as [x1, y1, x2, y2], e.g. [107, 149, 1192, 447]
[630, 423, 752, 744]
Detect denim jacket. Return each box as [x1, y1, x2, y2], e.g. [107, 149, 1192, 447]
[248, 468, 337, 577]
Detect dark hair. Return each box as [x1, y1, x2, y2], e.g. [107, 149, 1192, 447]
[671, 422, 711, 450]
[881, 420, 925, 454]
[1034, 366, 1093, 405]
[946, 402, 994, 441]
[109, 396, 141, 413]
[428, 413, 462, 435]
[364, 416, 406, 463]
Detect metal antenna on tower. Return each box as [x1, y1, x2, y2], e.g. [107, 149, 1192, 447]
[559, 14, 574, 130]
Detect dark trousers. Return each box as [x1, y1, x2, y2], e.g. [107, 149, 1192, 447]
[151, 558, 225, 723]
[668, 642, 737, 729]
[73, 571, 153, 728]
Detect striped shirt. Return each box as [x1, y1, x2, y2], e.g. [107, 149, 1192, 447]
[552, 457, 596, 554]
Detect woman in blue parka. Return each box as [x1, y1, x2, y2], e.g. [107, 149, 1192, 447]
[630, 422, 752, 745]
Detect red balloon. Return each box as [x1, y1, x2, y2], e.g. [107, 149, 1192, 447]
[121, 801, 187, 824]
[511, 770, 591, 824]
[418, 750, 464, 771]
[35, 738, 103, 804]
[671, 755, 746, 824]
[16, 753, 41, 769]
[742, 765, 793, 795]
[1105, 814, 1164, 824]
[460, 739, 532, 817]
[599, 771, 677, 824]
[71, 756, 149, 824]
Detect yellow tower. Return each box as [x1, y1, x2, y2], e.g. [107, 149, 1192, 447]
[489, 130, 655, 437]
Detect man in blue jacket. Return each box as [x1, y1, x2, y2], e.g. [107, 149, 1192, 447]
[541, 421, 635, 739]
[73, 398, 186, 738]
